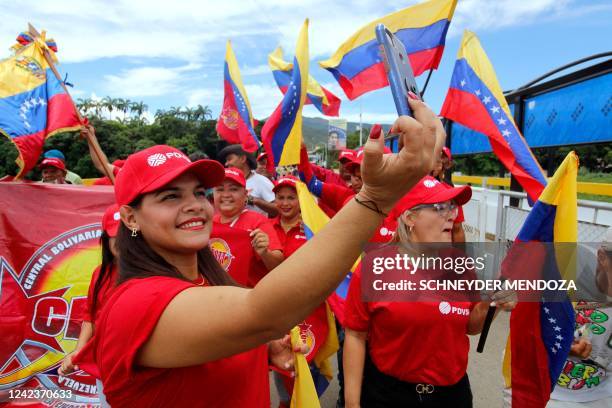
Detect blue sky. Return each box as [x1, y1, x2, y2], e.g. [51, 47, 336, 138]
[1, 0, 611, 125]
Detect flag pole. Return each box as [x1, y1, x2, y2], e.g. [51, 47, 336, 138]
[420, 68, 434, 98]
[27, 23, 115, 184]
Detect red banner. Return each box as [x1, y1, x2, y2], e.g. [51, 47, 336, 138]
[0, 182, 114, 407]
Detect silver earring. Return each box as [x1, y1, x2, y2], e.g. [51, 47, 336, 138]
[131, 228, 138, 237]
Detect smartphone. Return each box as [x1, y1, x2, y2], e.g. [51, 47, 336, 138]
[375, 24, 422, 116]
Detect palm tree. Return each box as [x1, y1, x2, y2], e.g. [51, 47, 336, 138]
[130, 101, 148, 119]
[102, 96, 116, 120]
[76, 98, 93, 115]
[193, 104, 212, 122]
[115, 98, 131, 120]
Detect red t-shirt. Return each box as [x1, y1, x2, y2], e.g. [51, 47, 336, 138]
[214, 210, 283, 287]
[82, 264, 118, 323]
[344, 266, 474, 386]
[271, 218, 307, 258]
[93, 276, 270, 407]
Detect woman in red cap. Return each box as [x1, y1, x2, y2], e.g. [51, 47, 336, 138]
[59, 204, 120, 406]
[212, 167, 284, 286]
[343, 176, 517, 408]
[87, 98, 444, 407]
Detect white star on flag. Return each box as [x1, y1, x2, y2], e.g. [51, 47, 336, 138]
[491, 106, 501, 114]
[556, 335, 563, 341]
[475, 89, 481, 96]
[554, 342, 561, 348]
[502, 129, 511, 138]
[497, 117, 507, 125]
[544, 307, 550, 314]
[460, 79, 466, 87]
[551, 348, 557, 354]
[549, 318, 556, 324]
[554, 326, 561, 332]
[24, 121, 31, 129]
[483, 96, 491, 104]
[38, 97, 46, 105]
[23, 100, 31, 109]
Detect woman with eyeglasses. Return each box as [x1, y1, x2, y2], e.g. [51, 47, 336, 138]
[343, 176, 517, 408]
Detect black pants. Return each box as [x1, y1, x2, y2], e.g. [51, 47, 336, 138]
[361, 353, 473, 408]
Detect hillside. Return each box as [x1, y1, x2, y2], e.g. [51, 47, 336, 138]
[302, 116, 391, 148]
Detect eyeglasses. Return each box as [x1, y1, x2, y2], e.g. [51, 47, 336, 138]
[411, 202, 458, 218]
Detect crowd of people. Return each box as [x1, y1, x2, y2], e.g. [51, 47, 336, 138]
[5, 96, 611, 407]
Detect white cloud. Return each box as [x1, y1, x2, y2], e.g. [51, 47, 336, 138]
[241, 64, 271, 76]
[0, 0, 580, 63]
[104, 63, 203, 97]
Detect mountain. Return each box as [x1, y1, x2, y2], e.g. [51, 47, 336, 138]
[301, 116, 391, 148]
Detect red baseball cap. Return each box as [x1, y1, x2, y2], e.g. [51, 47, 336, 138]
[39, 158, 66, 172]
[101, 204, 120, 237]
[442, 147, 452, 161]
[345, 146, 392, 173]
[273, 175, 298, 193]
[389, 176, 472, 220]
[223, 167, 246, 187]
[338, 149, 355, 164]
[115, 145, 224, 206]
[257, 152, 267, 162]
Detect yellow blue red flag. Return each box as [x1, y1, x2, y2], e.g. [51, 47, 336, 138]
[216, 40, 261, 152]
[0, 31, 80, 178]
[269, 47, 340, 117]
[502, 152, 578, 407]
[441, 31, 547, 202]
[319, 0, 457, 100]
[262, 20, 309, 167]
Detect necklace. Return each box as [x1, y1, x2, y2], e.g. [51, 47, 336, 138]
[192, 274, 208, 287]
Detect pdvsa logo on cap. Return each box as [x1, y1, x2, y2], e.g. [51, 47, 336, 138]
[113, 212, 120, 221]
[147, 152, 190, 167]
[226, 169, 241, 177]
[147, 153, 167, 167]
[424, 179, 439, 188]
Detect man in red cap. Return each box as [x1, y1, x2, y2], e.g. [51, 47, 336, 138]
[217, 144, 277, 218]
[39, 157, 70, 184]
[255, 152, 273, 181]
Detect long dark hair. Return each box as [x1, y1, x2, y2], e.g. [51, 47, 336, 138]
[91, 231, 116, 316]
[115, 200, 237, 286]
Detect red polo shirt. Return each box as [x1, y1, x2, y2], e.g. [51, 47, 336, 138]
[93, 276, 270, 407]
[271, 217, 307, 258]
[214, 210, 283, 287]
[344, 265, 475, 386]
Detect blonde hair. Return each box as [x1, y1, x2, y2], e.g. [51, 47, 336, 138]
[391, 210, 414, 245]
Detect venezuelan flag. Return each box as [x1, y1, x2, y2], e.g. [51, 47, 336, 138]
[441, 31, 547, 201]
[502, 152, 578, 407]
[269, 47, 341, 117]
[262, 20, 309, 167]
[319, 0, 457, 100]
[293, 182, 343, 400]
[216, 40, 260, 152]
[0, 34, 80, 178]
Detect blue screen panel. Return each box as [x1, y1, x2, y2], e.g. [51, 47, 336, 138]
[522, 72, 612, 147]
